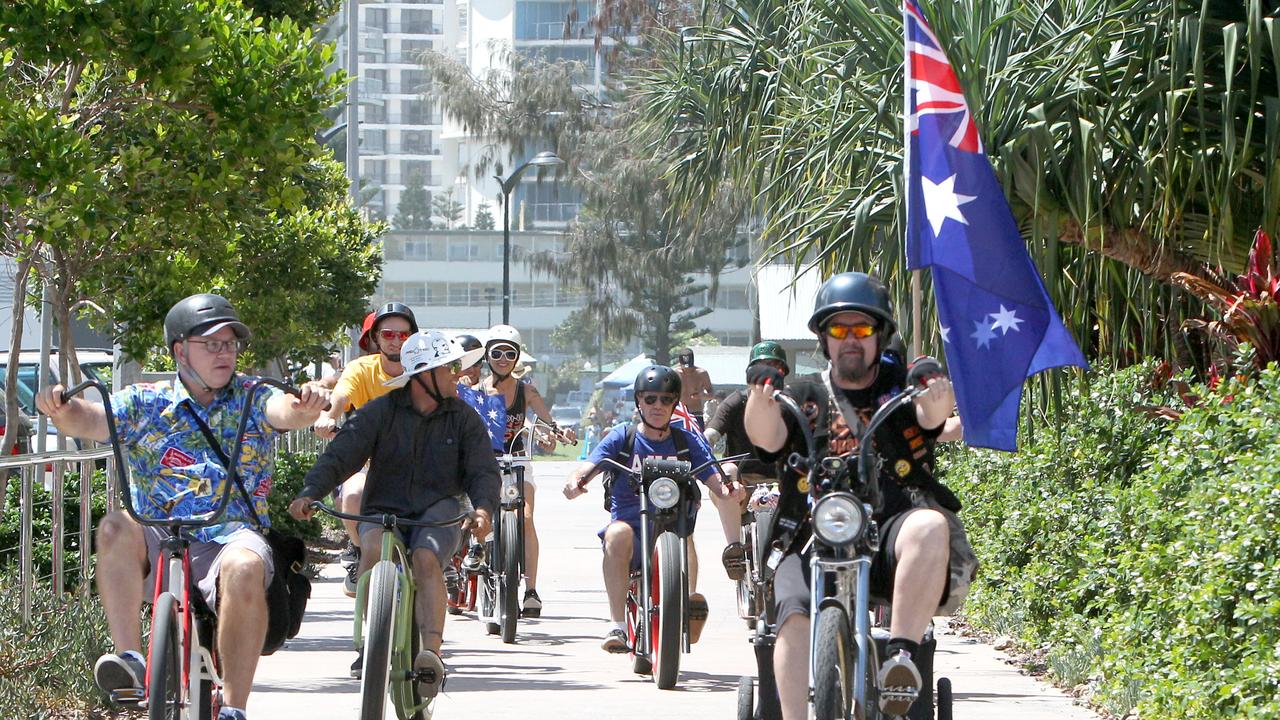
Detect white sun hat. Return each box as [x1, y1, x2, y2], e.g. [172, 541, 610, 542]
[383, 330, 486, 388]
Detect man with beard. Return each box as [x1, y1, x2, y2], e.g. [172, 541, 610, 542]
[744, 272, 964, 720]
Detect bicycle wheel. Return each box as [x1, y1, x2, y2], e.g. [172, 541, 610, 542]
[361, 560, 399, 720]
[936, 677, 953, 720]
[813, 605, 852, 720]
[651, 531, 683, 690]
[737, 676, 755, 720]
[148, 592, 182, 720]
[500, 510, 520, 643]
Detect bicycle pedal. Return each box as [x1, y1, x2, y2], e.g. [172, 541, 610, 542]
[111, 688, 144, 705]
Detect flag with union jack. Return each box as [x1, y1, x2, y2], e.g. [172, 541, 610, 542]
[669, 401, 716, 457]
[903, 0, 1086, 450]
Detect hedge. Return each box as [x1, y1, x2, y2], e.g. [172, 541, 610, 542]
[943, 363, 1280, 718]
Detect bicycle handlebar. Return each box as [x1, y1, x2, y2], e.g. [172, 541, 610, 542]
[309, 500, 472, 529]
[576, 451, 751, 491]
[62, 377, 318, 531]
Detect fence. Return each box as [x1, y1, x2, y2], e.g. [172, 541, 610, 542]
[4, 429, 323, 624]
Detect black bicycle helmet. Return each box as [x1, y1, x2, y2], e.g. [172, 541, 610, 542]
[455, 333, 482, 352]
[164, 293, 250, 351]
[807, 272, 896, 336]
[633, 365, 682, 400]
[372, 302, 419, 334]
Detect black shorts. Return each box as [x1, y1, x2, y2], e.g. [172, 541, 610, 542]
[772, 507, 953, 627]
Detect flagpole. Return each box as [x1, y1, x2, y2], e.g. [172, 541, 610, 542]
[904, 1, 923, 359]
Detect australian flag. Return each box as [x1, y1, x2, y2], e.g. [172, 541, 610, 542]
[903, 0, 1086, 451]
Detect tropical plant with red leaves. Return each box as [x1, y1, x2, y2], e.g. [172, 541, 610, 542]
[1173, 229, 1280, 372]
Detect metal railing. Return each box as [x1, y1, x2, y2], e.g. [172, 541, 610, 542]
[5, 429, 325, 624]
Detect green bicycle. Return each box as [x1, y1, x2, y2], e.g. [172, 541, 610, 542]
[311, 500, 470, 720]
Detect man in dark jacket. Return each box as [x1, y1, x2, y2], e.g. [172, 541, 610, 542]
[289, 329, 500, 697]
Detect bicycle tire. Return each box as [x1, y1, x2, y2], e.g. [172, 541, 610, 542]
[361, 561, 398, 720]
[652, 531, 683, 689]
[936, 677, 953, 720]
[148, 592, 182, 720]
[500, 510, 520, 643]
[737, 676, 755, 720]
[813, 605, 852, 720]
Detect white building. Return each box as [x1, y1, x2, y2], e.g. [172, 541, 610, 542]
[335, 2, 757, 368]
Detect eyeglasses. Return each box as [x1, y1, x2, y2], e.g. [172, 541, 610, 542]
[639, 393, 678, 407]
[186, 338, 244, 355]
[489, 348, 519, 361]
[378, 329, 412, 343]
[825, 322, 877, 340]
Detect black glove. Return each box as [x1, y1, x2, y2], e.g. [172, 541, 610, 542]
[746, 364, 785, 391]
[906, 355, 944, 387]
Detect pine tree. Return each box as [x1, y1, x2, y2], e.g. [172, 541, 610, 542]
[474, 201, 496, 230]
[431, 193, 464, 229]
[394, 174, 433, 230]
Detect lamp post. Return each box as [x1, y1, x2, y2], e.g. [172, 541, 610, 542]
[496, 151, 563, 324]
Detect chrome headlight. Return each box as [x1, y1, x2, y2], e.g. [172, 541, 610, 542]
[501, 482, 521, 502]
[648, 477, 680, 509]
[812, 493, 865, 546]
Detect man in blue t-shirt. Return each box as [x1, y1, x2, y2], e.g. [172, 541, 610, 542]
[564, 365, 743, 653]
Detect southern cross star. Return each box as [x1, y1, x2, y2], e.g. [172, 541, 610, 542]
[970, 319, 997, 349]
[921, 174, 977, 236]
[940, 325, 951, 344]
[990, 305, 1024, 335]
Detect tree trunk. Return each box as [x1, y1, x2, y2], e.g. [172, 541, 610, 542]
[1057, 219, 1218, 283]
[0, 254, 34, 509]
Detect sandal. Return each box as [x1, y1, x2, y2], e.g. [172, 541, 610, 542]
[721, 542, 747, 581]
[687, 593, 709, 644]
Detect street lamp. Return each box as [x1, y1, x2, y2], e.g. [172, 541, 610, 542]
[496, 150, 563, 324]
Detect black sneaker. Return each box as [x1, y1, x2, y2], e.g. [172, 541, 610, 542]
[94, 652, 146, 698]
[339, 541, 360, 565]
[461, 542, 485, 573]
[350, 649, 364, 679]
[877, 650, 922, 717]
[344, 562, 359, 598]
[443, 564, 462, 595]
[413, 649, 446, 699]
[521, 588, 542, 618]
[601, 628, 628, 654]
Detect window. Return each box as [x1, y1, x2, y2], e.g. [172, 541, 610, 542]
[457, 0, 468, 35]
[715, 287, 749, 310]
[363, 159, 387, 185]
[402, 130, 432, 154]
[361, 129, 386, 153]
[404, 285, 427, 304]
[403, 239, 429, 260]
[449, 239, 478, 261]
[365, 7, 387, 29]
[448, 284, 469, 305]
[515, 0, 592, 40]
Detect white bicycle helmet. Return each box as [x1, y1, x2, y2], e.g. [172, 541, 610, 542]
[485, 324, 523, 350]
[384, 330, 485, 388]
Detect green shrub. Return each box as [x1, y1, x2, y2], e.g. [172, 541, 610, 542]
[0, 469, 109, 590]
[0, 568, 113, 717]
[268, 450, 323, 541]
[943, 363, 1280, 718]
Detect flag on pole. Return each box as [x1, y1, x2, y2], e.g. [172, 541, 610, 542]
[903, 0, 1087, 450]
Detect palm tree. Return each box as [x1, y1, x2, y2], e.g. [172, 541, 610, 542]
[635, 0, 1280, 366]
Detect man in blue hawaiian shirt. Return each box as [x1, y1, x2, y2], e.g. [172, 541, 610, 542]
[37, 293, 330, 720]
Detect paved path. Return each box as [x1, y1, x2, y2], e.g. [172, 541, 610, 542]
[249, 461, 1099, 719]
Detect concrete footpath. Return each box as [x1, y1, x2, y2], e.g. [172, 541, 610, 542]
[249, 461, 1099, 719]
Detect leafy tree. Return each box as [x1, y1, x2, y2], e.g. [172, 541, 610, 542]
[0, 0, 383, 476]
[637, 0, 1280, 367]
[395, 174, 434, 230]
[431, 193, 465, 229]
[474, 201, 496, 230]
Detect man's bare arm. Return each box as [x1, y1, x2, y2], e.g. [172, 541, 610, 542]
[35, 385, 110, 444]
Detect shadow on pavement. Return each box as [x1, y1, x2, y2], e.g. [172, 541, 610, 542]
[616, 669, 740, 693]
[252, 676, 361, 693]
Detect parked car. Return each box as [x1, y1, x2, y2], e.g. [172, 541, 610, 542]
[0, 348, 114, 450]
[550, 404, 584, 428]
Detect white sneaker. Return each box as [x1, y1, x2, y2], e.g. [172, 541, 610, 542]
[94, 652, 146, 696]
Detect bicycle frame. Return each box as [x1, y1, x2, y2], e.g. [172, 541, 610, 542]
[63, 377, 301, 720]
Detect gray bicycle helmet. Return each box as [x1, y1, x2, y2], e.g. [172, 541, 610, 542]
[164, 294, 250, 352]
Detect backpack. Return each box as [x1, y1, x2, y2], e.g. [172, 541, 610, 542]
[602, 423, 691, 512]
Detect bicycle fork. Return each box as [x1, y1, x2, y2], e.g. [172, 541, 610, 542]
[806, 553, 866, 720]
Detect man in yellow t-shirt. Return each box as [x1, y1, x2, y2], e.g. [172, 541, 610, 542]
[312, 302, 417, 678]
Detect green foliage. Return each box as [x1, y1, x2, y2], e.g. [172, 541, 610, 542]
[944, 362, 1280, 718]
[431, 193, 464, 229]
[0, 571, 113, 717]
[0, 0, 383, 370]
[395, 174, 433, 230]
[0, 469, 109, 589]
[268, 450, 322, 542]
[474, 201, 496, 230]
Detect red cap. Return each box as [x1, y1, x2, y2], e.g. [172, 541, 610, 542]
[357, 312, 377, 353]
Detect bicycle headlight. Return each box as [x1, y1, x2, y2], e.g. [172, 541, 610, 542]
[501, 482, 520, 502]
[812, 492, 865, 546]
[648, 477, 680, 509]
